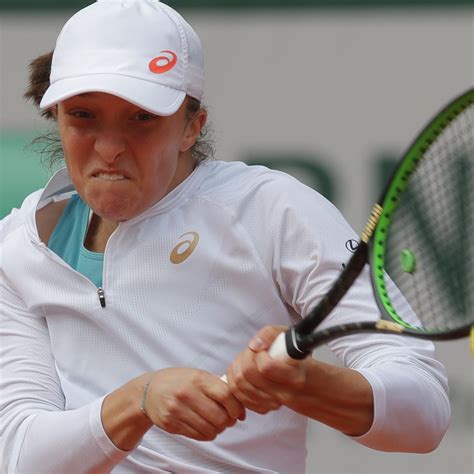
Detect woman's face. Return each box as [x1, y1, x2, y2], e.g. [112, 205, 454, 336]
[56, 92, 205, 222]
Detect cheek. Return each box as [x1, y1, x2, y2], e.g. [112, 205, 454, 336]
[138, 151, 177, 198]
[62, 142, 85, 183]
[136, 138, 181, 178]
[61, 129, 92, 169]
[59, 131, 97, 200]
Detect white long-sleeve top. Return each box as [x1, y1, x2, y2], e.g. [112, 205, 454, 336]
[0, 161, 450, 473]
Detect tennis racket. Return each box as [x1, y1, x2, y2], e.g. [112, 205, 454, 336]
[267, 88, 474, 361]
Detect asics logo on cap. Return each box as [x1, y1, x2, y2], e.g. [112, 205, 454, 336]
[149, 50, 178, 74]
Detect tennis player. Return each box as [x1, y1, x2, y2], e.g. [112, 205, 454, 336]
[0, 1, 450, 472]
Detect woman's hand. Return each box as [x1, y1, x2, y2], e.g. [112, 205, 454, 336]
[226, 325, 374, 437]
[102, 368, 245, 451]
[225, 326, 311, 414]
[143, 368, 246, 441]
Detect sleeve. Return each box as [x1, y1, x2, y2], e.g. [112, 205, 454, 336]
[0, 274, 129, 473]
[324, 270, 450, 453]
[349, 334, 451, 453]
[259, 174, 451, 453]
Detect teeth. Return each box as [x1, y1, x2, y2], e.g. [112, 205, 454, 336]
[96, 173, 126, 181]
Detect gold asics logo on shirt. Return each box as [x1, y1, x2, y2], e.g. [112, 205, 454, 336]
[170, 232, 200, 264]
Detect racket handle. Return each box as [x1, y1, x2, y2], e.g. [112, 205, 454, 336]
[267, 332, 290, 359]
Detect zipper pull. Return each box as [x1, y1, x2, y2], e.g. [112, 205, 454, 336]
[97, 287, 106, 308]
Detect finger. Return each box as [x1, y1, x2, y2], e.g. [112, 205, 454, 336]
[227, 377, 280, 414]
[230, 350, 276, 397]
[172, 380, 238, 430]
[157, 397, 221, 439]
[248, 325, 287, 352]
[230, 349, 306, 410]
[166, 417, 220, 442]
[194, 394, 241, 429]
[254, 350, 304, 381]
[239, 347, 287, 392]
[206, 380, 247, 422]
[226, 352, 281, 413]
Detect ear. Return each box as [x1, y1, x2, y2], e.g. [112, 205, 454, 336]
[180, 108, 207, 153]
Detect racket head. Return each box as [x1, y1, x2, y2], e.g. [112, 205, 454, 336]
[370, 88, 474, 338]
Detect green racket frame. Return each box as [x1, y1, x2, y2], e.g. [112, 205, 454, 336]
[371, 88, 474, 335]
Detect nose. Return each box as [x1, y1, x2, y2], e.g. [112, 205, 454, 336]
[94, 129, 126, 163]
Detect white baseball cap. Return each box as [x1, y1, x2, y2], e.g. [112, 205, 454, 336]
[40, 0, 204, 116]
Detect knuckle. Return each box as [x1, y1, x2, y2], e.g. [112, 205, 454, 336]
[192, 432, 207, 441]
[294, 378, 306, 391]
[200, 425, 215, 438]
[190, 370, 206, 386]
[241, 365, 255, 380]
[199, 427, 219, 441]
[160, 417, 175, 432]
[166, 399, 182, 417]
[227, 382, 239, 398]
[216, 412, 230, 427]
[259, 361, 274, 377]
[206, 432, 218, 441]
[234, 371, 246, 385]
[277, 392, 293, 405]
[226, 417, 238, 428]
[214, 386, 231, 402]
[259, 325, 285, 342]
[174, 388, 190, 403]
[259, 326, 274, 338]
[245, 401, 268, 414]
[215, 422, 227, 433]
[227, 404, 241, 420]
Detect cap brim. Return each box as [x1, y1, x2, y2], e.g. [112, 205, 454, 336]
[39, 74, 186, 116]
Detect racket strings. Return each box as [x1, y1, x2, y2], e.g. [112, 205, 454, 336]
[384, 103, 473, 331]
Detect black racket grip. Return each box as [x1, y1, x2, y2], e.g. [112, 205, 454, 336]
[292, 243, 369, 344]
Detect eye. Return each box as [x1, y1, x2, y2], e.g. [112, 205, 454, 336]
[68, 109, 93, 119]
[132, 111, 157, 122]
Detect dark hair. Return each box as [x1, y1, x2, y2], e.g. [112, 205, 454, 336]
[24, 51, 214, 170]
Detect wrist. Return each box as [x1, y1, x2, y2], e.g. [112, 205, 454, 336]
[285, 359, 374, 436]
[140, 376, 153, 421]
[101, 372, 154, 451]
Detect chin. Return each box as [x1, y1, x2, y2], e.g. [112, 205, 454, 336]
[89, 198, 138, 222]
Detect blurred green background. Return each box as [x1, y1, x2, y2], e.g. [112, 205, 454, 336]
[1, 133, 51, 218]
